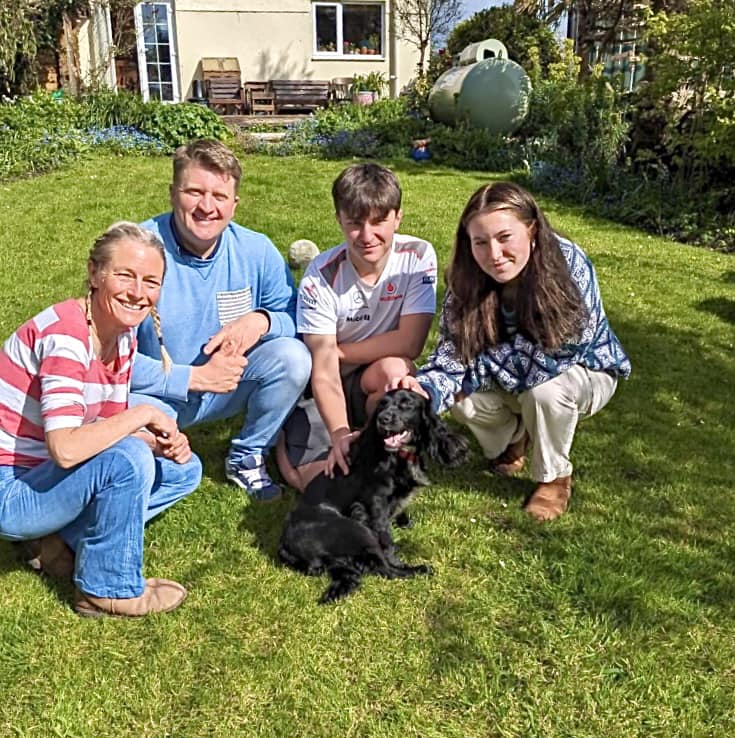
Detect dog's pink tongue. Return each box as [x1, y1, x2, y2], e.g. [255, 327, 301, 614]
[384, 430, 410, 448]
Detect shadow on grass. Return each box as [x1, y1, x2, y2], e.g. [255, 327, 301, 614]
[237, 494, 293, 565]
[696, 297, 735, 325]
[511, 306, 735, 631]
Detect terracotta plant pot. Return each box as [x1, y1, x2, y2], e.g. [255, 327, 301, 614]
[354, 90, 376, 105]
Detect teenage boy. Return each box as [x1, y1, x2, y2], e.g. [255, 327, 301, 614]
[276, 163, 438, 491]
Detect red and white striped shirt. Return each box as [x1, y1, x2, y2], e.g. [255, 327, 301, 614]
[0, 299, 135, 467]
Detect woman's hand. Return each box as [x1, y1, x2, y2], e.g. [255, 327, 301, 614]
[142, 409, 191, 462]
[144, 407, 179, 440]
[154, 430, 192, 464]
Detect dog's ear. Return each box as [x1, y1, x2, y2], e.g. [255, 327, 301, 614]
[420, 398, 470, 467]
[349, 418, 378, 466]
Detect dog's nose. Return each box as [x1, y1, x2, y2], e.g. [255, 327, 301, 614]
[379, 410, 397, 425]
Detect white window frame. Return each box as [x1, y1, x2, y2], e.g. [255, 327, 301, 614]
[134, 2, 180, 102]
[312, 2, 385, 60]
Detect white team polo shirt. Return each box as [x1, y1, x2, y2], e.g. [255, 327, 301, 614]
[297, 234, 438, 344]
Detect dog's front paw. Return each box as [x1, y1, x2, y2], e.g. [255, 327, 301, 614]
[394, 511, 413, 528]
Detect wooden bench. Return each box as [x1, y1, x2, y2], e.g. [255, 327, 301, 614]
[271, 80, 331, 113]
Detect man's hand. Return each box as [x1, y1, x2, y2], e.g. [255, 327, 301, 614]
[387, 374, 429, 399]
[325, 427, 360, 478]
[189, 338, 248, 393]
[203, 312, 269, 358]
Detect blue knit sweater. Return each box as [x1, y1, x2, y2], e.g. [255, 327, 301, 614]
[417, 238, 631, 414]
[132, 213, 297, 401]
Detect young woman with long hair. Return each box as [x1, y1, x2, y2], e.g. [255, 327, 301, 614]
[397, 182, 630, 520]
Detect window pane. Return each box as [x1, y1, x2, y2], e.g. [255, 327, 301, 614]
[159, 64, 172, 83]
[141, 5, 154, 24]
[160, 83, 174, 102]
[315, 6, 337, 52]
[145, 45, 159, 63]
[343, 4, 382, 55]
[147, 64, 160, 82]
[149, 83, 162, 100]
[143, 24, 156, 46]
[156, 24, 169, 44]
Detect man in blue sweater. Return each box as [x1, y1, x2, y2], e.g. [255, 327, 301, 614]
[131, 139, 311, 501]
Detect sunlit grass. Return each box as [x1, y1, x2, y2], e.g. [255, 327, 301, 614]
[0, 153, 734, 737]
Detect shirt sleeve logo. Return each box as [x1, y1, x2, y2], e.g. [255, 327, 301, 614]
[300, 283, 319, 307]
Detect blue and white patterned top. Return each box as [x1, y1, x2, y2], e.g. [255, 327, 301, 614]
[417, 238, 631, 414]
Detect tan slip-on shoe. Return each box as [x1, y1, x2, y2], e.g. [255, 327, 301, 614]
[489, 433, 530, 477]
[74, 578, 187, 618]
[25, 533, 74, 579]
[523, 475, 572, 521]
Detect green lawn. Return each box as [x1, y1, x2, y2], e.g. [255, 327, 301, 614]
[1, 153, 734, 737]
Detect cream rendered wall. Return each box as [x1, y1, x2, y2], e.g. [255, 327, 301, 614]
[77, 2, 116, 90]
[172, 0, 420, 99]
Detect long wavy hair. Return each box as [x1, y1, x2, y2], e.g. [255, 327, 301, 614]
[445, 182, 587, 363]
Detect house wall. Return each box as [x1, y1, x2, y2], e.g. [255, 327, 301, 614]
[77, 4, 116, 90]
[173, 0, 420, 99]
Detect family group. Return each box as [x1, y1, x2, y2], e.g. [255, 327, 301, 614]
[0, 139, 631, 618]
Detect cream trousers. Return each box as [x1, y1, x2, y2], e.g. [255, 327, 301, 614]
[450, 365, 618, 483]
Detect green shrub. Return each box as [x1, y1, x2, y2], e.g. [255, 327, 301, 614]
[258, 98, 424, 159]
[518, 40, 630, 193]
[0, 92, 90, 177]
[428, 124, 526, 172]
[74, 89, 146, 129]
[0, 90, 232, 179]
[137, 100, 231, 148]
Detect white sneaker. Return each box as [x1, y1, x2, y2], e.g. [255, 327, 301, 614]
[224, 455, 282, 502]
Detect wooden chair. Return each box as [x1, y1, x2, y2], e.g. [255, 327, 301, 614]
[201, 57, 246, 114]
[244, 81, 275, 115]
[330, 76, 354, 103]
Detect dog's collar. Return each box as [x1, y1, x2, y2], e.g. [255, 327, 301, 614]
[391, 445, 418, 465]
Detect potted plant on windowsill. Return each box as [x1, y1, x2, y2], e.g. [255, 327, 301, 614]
[350, 71, 387, 105]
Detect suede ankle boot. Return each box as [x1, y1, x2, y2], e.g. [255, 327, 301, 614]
[523, 475, 572, 521]
[25, 533, 74, 579]
[489, 433, 529, 477]
[74, 578, 187, 618]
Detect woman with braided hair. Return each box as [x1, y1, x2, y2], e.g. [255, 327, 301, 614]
[396, 182, 630, 521]
[0, 222, 201, 617]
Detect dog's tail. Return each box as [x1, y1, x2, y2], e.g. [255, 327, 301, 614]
[320, 566, 362, 604]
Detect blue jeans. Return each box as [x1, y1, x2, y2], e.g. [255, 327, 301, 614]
[0, 437, 202, 598]
[130, 337, 311, 464]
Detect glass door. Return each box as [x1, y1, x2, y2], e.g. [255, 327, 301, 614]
[134, 2, 180, 102]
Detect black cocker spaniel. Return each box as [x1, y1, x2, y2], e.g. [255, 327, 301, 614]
[279, 388, 469, 603]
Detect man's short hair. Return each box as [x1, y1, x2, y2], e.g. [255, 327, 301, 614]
[332, 163, 402, 220]
[172, 139, 242, 189]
